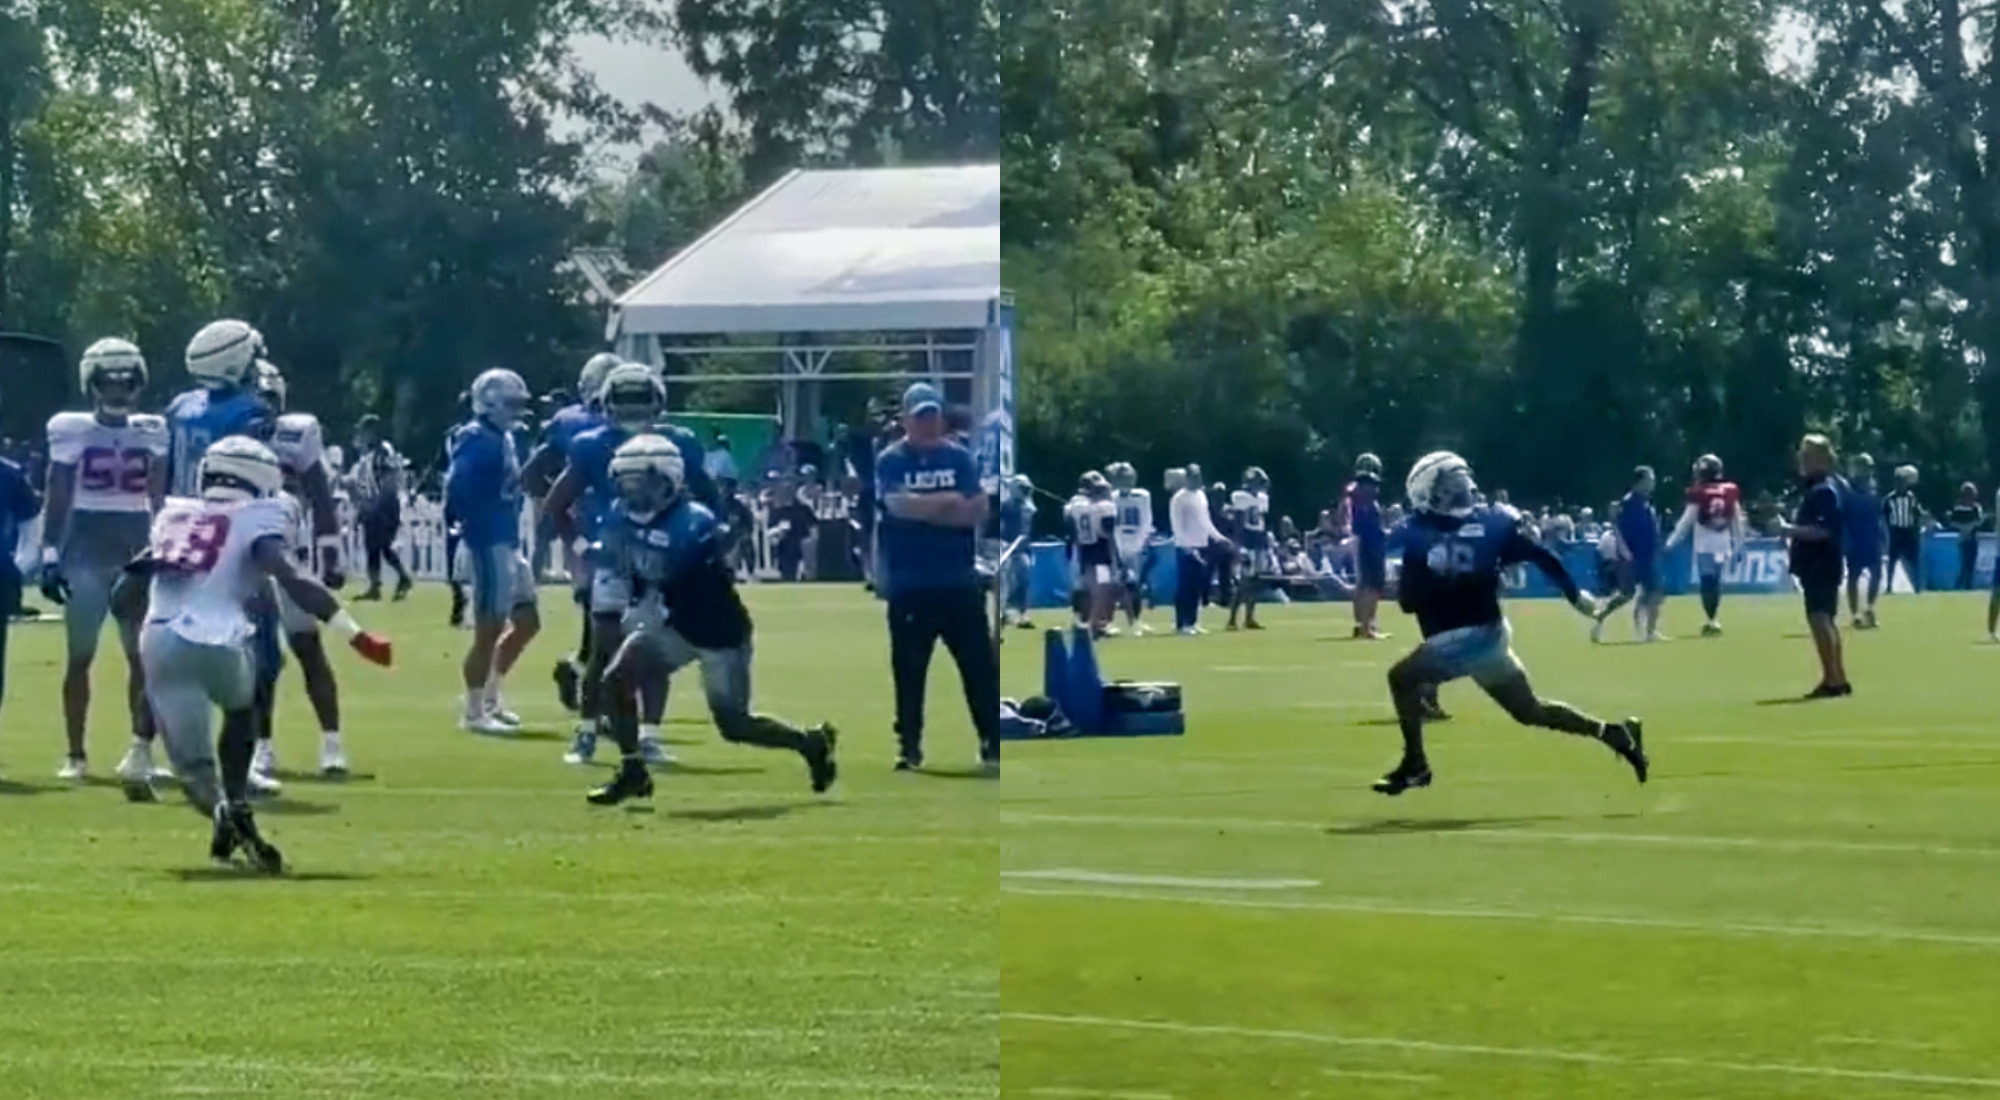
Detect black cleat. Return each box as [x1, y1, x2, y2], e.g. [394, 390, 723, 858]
[1805, 682, 1853, 700]
[804, 724, 839, 793]
[588, 761, 654, 806]
[894, 752, 923, 773]
[448, 589, 467, 628]
[229, 804, 285, 873]
[1602, 719, 1649, 784]
[553, 659, 581, 713]
[393, 576, 414, 602]
[356, 586, 382, 602]
[1372, 759, 1433, 796]
[209, 804, 241, 867]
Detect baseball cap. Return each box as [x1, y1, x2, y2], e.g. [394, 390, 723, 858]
[902, 382, 943, 417]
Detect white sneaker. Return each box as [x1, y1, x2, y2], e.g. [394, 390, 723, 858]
[483, 697, 522, 727]
[253, 742, 279, 778]
[117, 742, 154, 785]
[639, 736, 675, 766]
[319, 734, 349, 776]
[1590, 618, 1606, 644]
[462, 714, 518, 737]
[57, 757, 86, 781]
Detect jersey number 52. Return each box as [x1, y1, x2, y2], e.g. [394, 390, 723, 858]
[79, 446, 150, 494]
[154, 513, 232, 572]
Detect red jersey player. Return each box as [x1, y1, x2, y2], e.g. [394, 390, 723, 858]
[1666, 453, 1745, 635]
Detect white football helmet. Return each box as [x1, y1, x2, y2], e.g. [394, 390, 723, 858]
[199, 435, 284, 502]
[609, 433, 686, 517]
[470, 368, 531, 429]
[578, 353, 621, 407]
[78, 338, 147, 412]
[599, 363, 665, 431]
[185, 320, 265, 389]
[1406, 451, 1478, 517]
[252, 359, 286, 412]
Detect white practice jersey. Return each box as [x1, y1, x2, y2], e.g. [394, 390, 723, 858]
[268, 413, 326, 548]
[1112, 489, 1153, 553]
[144, 495, 295, 647]
[1065, 495, 1114, 545]
[46, 411, 169, 514]
[1230, 490, 1270, 534]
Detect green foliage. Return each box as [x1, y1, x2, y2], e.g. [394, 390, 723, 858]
[1004, 0, 2000, 518]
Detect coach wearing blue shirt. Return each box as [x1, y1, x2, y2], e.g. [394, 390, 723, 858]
[875, 383, 999, 774]
[0, 450, 41, 727]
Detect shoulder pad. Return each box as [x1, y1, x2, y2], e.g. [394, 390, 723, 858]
[46, 411, 93, 438]
[129, 413, 168, 433]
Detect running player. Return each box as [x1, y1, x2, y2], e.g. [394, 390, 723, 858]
[544, 363, 674, 764]
[1375, 451, 1647, 796]
[110, 436, 391, 870]
[1226, 467, 1271, 631]
[1106, 461, 1153, 634]
[1664, 454, 1744, 636]
[1845, 454, 1885, 629]
[1064, 472, 1115, 636]
[39, 338, 169, 781]
[250, 360, 351, 777]
[446, 368, 541, 733]
[522, 352, 618, 711]
[1594, 466, 1663, 643]
[584, 435, 837, 806]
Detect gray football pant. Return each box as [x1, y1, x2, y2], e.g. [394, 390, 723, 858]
[140, 623, 255, 793]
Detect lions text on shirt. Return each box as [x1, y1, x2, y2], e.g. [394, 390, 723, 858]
[873, 438, 980, 596]
[46, 411, 169, 513]
[145, 495, 295, 646]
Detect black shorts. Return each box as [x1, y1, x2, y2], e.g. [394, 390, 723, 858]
[1800, 574, 1841, 618]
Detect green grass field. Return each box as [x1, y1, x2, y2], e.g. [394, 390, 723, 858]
[1002, 593, 2000, 1099]
[0, 585, 996, 1099]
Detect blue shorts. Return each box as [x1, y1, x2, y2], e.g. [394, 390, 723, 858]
[1845, 545, 1881, 573]
[1625, 557, 1660, 595]
[463, 543, 538, 622]
[1356, 544, 1387, 590]
[1411, 622, 1523, 688]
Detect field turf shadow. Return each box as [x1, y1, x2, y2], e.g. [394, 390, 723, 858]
[1327, 814, 1566, 837]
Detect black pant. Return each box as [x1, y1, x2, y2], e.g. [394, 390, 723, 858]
[1889, 528, 1922, 592]
[363, 506, 407, 584]
[1959, 537, 1979, 590]
[887, 585, 999, 761]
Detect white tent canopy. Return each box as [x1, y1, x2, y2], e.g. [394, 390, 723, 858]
[610, 164, 1000, 338]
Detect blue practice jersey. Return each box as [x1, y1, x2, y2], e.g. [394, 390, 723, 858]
[600, 497, 750, 650]
[540, 404, 602, 464]
[565, 423, 631, 539]
[1398, 506, 1581, 637]
[874, 438, 981, 596]
[445, 418, 525, 549]
[1617, 492, 1659, 562]
[166, 387, 270, 497]
[1842, 478, 1882, 552]
[1000, 496, 1036, 542]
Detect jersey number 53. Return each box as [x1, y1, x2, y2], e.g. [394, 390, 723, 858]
[153, 513, 232, 572]
[79, 446, 150, 494]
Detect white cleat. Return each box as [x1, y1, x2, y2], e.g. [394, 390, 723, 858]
[1589, 618, 1606, 644]
[57, 757, 87, 782]
[248, 768, 283, 797]
[319, 735, 349, 777]
[462, 714, 519, 737]
[638, 737, 676, 766]
[253, 742, 279, 778]
[117, 742, 155, 785]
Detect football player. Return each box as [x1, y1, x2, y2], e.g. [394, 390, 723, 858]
[109, 436, 391, 871]
[39, 338, 169, 781]
[446, 369, 541, 733]
[1064, 472, 1116, 636]
[522, 352, 618, 711]
[585, 435, 837, 806]
[1343, 454, 1390, 640]
[998, 474, 1037, 628]
[249, 360, 352, 778]
[1377, 451, 1647, 796]
[1106, 462, 1152, 633]
[1226, 467, 1272, 631]
[1594, 467, 1664, 643]
[1664, 453, 1745, 636]
[544, 363, 677, 765]
[1845, 454, 1886, 629]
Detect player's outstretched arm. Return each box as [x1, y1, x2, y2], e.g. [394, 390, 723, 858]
[520, 442, 563, 499]
[543, 463, 585, 546]
[252, 536, 392, 666]
[297, 460, 344, 587]
[1664, 504, 1699, 549]
[1511, 534, 1594, 614]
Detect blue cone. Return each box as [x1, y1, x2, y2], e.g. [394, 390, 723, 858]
[1042, 629, 1068, 705]
[1065, 627, 1106, 732]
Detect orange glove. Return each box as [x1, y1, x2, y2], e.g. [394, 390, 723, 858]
[349, 631, 393, 667]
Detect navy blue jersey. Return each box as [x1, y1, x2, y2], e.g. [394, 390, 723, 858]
[1842, 480, 1882, 551]
[445, 418, 524, 549]
[1398, 506, 1581, 636]
[165, 387, 270, 497]
[1791, 474, 1846, 579]
[600, 497, 750, 649]
[1617, 492, 1659, 562]
[0, 458, 39, 583]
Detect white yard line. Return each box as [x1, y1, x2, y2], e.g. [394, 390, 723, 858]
[1005, 1012, 2000, 1090]
[1004, 811, 2000, 859]
[1028, 1089, 1174, 1100]
[1323, 1068, 1439, 1083]
[1004, 869, 1318, 890]
[1002, 886, 2000, 949]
